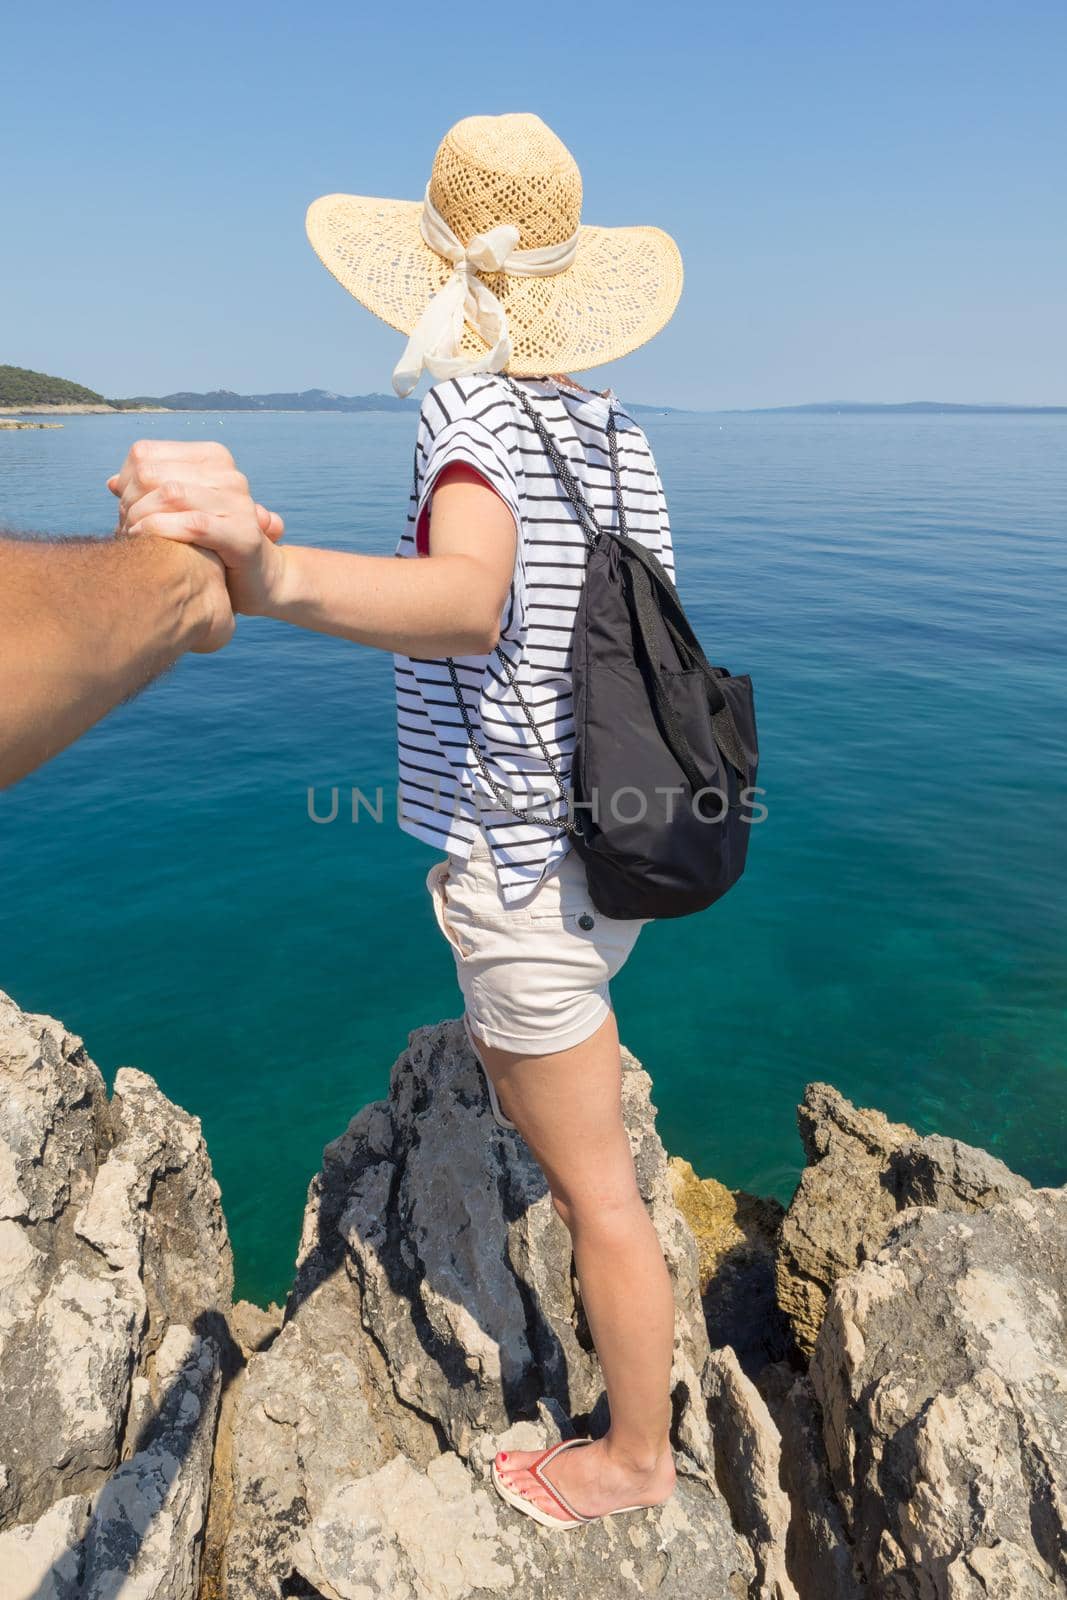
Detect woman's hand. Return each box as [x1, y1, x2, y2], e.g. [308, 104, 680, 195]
[108, 439, 517, 657]
[109, 440, 287, 616]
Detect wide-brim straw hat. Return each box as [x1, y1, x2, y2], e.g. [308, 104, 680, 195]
[305, 112, 683, 382]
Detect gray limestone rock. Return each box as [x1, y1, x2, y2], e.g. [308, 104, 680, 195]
[79, 1324, 224, 1599]
[810, 1188, 1067, 1597]
[776, 1082, 1032, 1356]
[219, 1017, 757, 1599]
[703, 1345, 799, 1600]
[6, 984, 1064, 1600]
[775, 1084, 918, 1360]
[890, 1131, 1030, 1214]
[0, 989, 232, 1600]
[773, 1371, 864, 1600]
[0, 1493, 89, 1600]
[290, 1443, 754, 1600]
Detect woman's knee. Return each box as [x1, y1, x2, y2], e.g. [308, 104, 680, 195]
[549, 1182, 646, 1238]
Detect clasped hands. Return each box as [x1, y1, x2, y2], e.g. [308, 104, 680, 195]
[108, 438, 286, 650]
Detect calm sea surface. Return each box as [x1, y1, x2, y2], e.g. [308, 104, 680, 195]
[2, 410, 1065, 1305]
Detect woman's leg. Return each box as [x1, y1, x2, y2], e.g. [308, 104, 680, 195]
[474, 1009, 677, 1522]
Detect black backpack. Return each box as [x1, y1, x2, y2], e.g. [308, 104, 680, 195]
[446, 377, 760, 921]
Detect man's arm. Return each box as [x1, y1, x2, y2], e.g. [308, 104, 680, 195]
[0, 535, 232, 789]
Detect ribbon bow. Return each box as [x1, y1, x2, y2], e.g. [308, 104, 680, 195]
[392, 184, 580, 398]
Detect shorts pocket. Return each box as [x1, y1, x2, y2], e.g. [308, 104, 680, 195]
[426, 859, 478, 961]
[522, 849, 598, 925]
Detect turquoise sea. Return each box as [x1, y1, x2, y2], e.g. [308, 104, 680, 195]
[2, 409, 1065, 1306]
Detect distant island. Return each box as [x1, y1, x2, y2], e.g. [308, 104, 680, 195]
[0, 364, 120, 410]
[0, 363, 118, 407]
[0, 367, 419, 416]
[115, 387, 421, 413]
[107, 386, 693, 416]
[0, 367, 692, 416]
[724, 400, 1067, 416]
[0, 365, 164, 415]
[2, 365, 1063, 419]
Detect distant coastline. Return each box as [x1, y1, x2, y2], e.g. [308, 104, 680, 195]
[722, 400, 1067, 416]
[2, 367, 1064, 419]
[0, 404, 168, 416]
[7, 396, 1066, 420]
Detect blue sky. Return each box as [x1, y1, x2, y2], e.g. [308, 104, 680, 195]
[1, 0, 1063, 408]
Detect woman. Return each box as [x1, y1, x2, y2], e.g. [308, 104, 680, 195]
[114, 112, 685, 1532]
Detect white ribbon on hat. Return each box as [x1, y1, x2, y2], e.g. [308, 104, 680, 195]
[391, 183, 581, 398]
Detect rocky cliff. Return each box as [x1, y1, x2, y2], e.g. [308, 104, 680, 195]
[0, 988, 1063, 1599]
[0, 991, 233, 1599]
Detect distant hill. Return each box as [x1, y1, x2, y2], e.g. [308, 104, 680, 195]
[115, 386, 695, 415]
[107, 392, 1067, 418]
[723, 400, 1067, 416]
[623, 401, 693, 416]
[4, 373, 693, 416]
[115, 387, 420, 413]
[0, 364, 109, 407]
[7, 369, 1061, 418]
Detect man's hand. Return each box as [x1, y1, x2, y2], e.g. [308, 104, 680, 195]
[109, 439, 287, 618]
[184, 547, 236, 654]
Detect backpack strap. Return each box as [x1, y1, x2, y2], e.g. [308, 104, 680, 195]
[443, 650, 579, 837]
[502, 376, 608, 549]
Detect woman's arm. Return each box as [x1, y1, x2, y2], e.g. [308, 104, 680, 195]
[263, 541, 508, 656]
[121, 455, 518, 658]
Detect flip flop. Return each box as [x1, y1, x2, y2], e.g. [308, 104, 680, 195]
[462, 1012, 517, 1131]
[490, 1438, 651, 1531]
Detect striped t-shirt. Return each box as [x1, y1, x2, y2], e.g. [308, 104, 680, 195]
[393, 373, 677, 906]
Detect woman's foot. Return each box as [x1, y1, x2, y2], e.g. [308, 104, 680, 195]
[493, 1437, 676, 1525]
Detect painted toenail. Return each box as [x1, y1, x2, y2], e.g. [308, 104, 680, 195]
[499, 1452, 507, 1461]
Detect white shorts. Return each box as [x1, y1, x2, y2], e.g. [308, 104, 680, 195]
[426, 830, 648, 1056]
